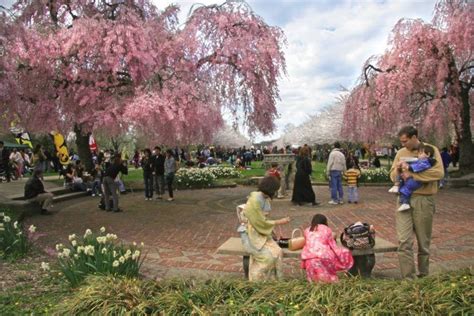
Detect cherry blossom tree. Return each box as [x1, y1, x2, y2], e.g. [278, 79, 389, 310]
[212, 124, 251, 148]
[342, 0, 474, 172]
[0, 0, 285, 170]
[275, 98, 345, 147]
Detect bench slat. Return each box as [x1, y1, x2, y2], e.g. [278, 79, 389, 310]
[217, 237, 398, 258]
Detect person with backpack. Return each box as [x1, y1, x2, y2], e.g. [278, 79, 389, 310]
[301, 214, 353, 283]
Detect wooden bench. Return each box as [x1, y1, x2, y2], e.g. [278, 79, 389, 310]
[217, 236, 398, 278]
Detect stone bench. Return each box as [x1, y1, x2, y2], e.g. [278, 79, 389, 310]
[217, 236, 398, 278]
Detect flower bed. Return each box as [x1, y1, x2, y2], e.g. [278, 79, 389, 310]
[360, 167, 391, 183]
[175, 167, 241, 188]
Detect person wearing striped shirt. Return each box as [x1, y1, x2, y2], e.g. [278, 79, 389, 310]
[343, 162, 361, 204]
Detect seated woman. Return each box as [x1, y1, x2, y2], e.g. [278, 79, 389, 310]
[241, 176, 291, 281]
[301, 214, 354, 283]
[64, 163, 87, 192]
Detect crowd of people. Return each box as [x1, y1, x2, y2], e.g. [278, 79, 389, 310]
[0, 125, 458, 283]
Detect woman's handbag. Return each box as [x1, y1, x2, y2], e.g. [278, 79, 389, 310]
[288, 228, 305, 251]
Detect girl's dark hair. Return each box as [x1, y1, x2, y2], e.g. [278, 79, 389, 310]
[258, 176, 280, 199]
[310, 214, 328, 231]
[420, 144, 434, 157]
[144, 148, 152, 156]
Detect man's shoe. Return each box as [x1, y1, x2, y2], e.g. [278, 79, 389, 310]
[167, 198, 174, 202]
[113, 209, 123, 213]
[328, 200, 339, 205]
[398, 203, 411, 212]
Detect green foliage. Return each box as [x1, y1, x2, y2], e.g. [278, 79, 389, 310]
[0, 210, 34, 259]
[0, 264, 70, 314]
[55, 228, 144, 287]
[57, 269, 473, 315]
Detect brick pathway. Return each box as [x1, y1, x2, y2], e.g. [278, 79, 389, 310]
[24, 186, 474, 280]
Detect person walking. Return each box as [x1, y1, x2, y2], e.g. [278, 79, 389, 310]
[326, 142, 346, 205]
[390, 126, 443, 279]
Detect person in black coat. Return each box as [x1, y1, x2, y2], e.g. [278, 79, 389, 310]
[0, 141, 11, 182]
[102, 154, 128, 212]
[24, 169, 54, 214]
[152, 146, 166, 199]
[291, 146, 319, 206]
[142, 148, 154, 200]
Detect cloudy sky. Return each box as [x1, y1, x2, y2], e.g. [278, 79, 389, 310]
[1, 0, 437, 141]
[152, 0, 437, 142]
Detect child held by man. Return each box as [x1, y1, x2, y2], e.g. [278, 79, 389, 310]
[388, 144, 437, 211]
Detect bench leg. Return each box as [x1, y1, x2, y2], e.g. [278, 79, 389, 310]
[243, 256, 249, 279]
[349, 254, 375, 278]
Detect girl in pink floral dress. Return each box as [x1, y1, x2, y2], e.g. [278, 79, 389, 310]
[301, 214, 354, 283]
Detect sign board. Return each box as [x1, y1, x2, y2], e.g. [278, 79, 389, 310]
[263, 154, 296, 165]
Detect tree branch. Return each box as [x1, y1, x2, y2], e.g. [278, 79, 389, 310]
[364, 64, 396, 87]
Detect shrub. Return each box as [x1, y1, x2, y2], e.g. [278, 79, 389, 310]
[55, 227, 144, 287]
[175, 168, 217, 188]
[360, 167, 390, 183]
[57, 269, 473, 314]
[0, 212, 34, 259]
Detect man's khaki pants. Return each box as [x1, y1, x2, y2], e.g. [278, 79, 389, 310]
[31, 192, 54, 211]
[396, 195, 435, 279]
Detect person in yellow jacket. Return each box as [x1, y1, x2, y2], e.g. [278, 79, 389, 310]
[390, 126, 444, 279]
[343, 162, 361, 203]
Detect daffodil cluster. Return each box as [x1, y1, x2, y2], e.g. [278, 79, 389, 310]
[54, 227, 144, 287]
[0, 213, 35, 259]
[360, 168, 390, 183]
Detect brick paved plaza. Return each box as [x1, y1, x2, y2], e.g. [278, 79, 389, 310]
[24, 185, 474, 280]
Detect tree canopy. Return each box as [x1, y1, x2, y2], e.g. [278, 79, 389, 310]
[342, 0, 473, 170]
[0, 0, 286, 145]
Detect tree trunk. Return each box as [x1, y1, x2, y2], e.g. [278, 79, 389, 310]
[74, 124, 94, 172]
[458, 87, 474, 173]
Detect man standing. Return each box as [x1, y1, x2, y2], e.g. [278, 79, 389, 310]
[103, 154, 128, 212]
[390, 126, 444, 279]
[24, 169, 54, 215]
[152, 146, 166, 200]
[326, 142, 346, 205]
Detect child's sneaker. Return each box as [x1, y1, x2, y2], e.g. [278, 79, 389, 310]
[328, 200, 339, 205]
[398, 203, 411, 212]
[388, 185, 399, 193]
